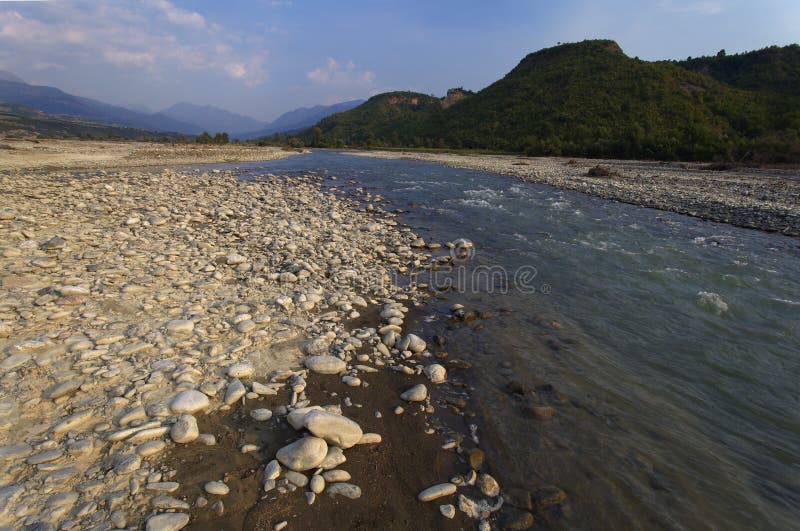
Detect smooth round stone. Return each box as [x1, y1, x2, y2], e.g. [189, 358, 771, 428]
[276, 437, 328, 471]
[342, 375, 361, 387]
[114, 454, 142, 474]
[227, 362, 254, 378]
[170, 415, 199, 444]
[302, 410, 363, 449]
[418, 483, 457, 502]
[236, 320, 256, 333]
[400, 384, 428, 402]
[319, 446, 346, 469]
[357, 433, 382, 444]
[250, 408, 273, 422]
[326, 482, 362, 499]
[285, 471, 308, 487]
[136, 440, 166, 457]
[204, 481, 230, 496]
[424, 364, 447, 384]
[310, 474, 325, 494]
[322, 470, 351, 482]
[169, 390, 209, 414]
[145, 512, 189, 531]
[165, 320, 194, 335]
[304, 355, 346, 375]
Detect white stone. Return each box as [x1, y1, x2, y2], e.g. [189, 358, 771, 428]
[400, 384, 428, 402]
[276, 437, 328, 471]
[424, 364, 447, 384]
[146, 513, 190, 531]
[250, 408, 273, 421]
[304, 355, 346, 375]
[310, 474, 325, 494]
[264, 460, 281, 480]
[227, 362, 254, 378]
[322, 470, 351, 482]
[170, 415, 199, 444]
[418, 483, 457, 502]
[287, 406, 323, 430]
[302, 410, 363, 449]
[224, 378, 246, 405]
[326, 482, 362, 499]
[204, 481, 230, 496]
[169, 390, 209, 414]
[165, 320, 194, 335]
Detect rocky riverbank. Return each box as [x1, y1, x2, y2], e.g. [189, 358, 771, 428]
[0, 164, 521, 529]
[347, 150, 800, 236]
[0, 139, 302, 170]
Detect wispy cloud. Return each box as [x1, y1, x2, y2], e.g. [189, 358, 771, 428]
[307, 58, 376, 87]
[0, 1, 268, 84]
[659, 1, 723, 15]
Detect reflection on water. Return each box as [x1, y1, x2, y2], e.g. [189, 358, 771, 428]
[235, 152, 799, 530]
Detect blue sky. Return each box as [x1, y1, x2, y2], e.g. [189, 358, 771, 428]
[0, 0, 798, 121]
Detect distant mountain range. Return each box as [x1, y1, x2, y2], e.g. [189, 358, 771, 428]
[0, 102, 183, 140]
[238, 100, 364, 139]
[302, 41, 800, 163]
[0, 70, 363, 138]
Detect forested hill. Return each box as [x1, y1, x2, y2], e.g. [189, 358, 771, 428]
[302, 40, 800, 163]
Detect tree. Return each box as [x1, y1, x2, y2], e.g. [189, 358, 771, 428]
[196, 131, 212, 144]
[717, 49, 727, 58]
[213, 132, 229, 144]
[311, 126, 322, 147]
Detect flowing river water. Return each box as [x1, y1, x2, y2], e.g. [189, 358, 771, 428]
[230, 151, 798, 530]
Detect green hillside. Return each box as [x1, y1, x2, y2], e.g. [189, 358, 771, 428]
[678, 45, 800, 97]
[303, 40, 800, 162]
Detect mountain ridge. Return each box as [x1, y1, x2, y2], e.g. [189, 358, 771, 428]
[302, 40, 800, 162]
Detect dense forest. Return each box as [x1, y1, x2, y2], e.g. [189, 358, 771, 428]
[298, 40, 800, 163]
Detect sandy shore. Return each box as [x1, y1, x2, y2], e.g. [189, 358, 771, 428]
[0, 139, 302, 170]
[0, 159, 518, 529]
[347, 150, 800, 237]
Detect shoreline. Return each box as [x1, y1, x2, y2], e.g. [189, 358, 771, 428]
[345, 150, 800, 237]
[0, 161, 522, 529]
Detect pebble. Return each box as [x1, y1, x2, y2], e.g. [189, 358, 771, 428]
[400, 384, 428, 402]
[170, 414, 199, 443]
[136, 441, 167, 457]
[204, 481, 230, 496]
[285, 470, 309, 487]
[322, 469, 351, 482]
[319, 446, 347, 469]
[250, 408, 273, 421]
[424, 364, 447, 384]
[418, 483, 457, 502]
[165, 319, 194, 335]
[169, 390, 210, 414]
[276, 437, 328, 471]
[357, 433, 382, 444]
[310, 474, 325, 494]
[227, 362, 255, 378]
[440, 504, 456, 519]
[224, 378, 246, 405]
[146, 512, 189, 531]
[264, 460, 281, 480]
[305, 355, 347, 375]
[326, 482, 362, 499]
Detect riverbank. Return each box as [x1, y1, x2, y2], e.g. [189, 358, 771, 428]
[0, 139, 302, 170]
[346, 150, 800, 236]
[0, 163, 520, 529]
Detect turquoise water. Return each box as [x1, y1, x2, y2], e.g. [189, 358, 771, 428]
[249, 152, 800, 529]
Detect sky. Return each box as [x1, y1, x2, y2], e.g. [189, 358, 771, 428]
[0, 0, 798, 122]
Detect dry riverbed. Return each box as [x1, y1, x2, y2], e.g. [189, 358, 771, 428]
[348, 150, 800, 236]
[0, 139, 301, 170]
[0, 159, 524, 529]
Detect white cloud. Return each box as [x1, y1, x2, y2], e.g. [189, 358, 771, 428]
[0, 2, 268, 85]
[659, 1, 723, 15]
[307, 58, 376, 87]
[145, 0, 206, 29]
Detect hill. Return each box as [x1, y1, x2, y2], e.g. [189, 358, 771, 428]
[0, 77, 199, 133]
[304, 40, 800, 162]
[242, 99, 365, 139]
[0, 103, 184, 140]
[678, 45, 800, 97]
[160, 102, 266, 137]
